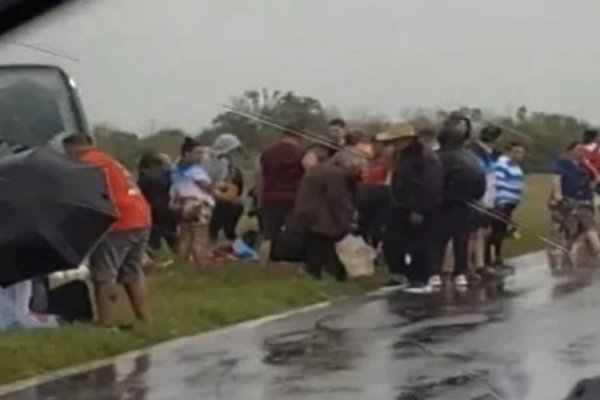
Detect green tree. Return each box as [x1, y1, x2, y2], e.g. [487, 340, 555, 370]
[490, 111, 589, 172]
[139, 128, 187, 158]
[93, 124, 142, 168]
[199, 89, 328, 152]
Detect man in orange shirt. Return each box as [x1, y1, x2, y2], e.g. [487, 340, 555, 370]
[62, 134, 152, 326]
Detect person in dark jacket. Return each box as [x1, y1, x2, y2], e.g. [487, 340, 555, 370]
[382, 124, 444, 292]
[203, 134, 245, 244]
[466, 125, 503, 278]
[137, 152, 177, 253]
[287, 148, 358, 281]
[258, 129, 306, 264]
[434, 116, 486, 287]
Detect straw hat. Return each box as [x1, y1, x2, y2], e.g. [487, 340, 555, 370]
[375, 123, 416, 142]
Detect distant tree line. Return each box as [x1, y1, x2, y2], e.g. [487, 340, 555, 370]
[92, 89, 591, 173]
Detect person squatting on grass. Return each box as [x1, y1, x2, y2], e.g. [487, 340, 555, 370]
[202, 134, 245, 246]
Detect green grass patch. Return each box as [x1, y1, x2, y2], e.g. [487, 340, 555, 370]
[0, 264, 378, 386]
[504, 174, 551, 257]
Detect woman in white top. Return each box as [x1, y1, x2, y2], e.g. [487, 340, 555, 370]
[170, 138, 214, 265]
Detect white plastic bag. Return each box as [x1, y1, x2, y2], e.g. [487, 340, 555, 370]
[48, 262, 90, 290]
[335, 235, 376, 278]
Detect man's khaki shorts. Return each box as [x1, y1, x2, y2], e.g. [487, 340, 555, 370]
[89, 229, 150, 285]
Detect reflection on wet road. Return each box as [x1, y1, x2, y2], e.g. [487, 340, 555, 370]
[2, 253, 600, 400]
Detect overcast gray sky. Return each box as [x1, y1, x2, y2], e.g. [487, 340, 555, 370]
[0, 0, 598, 134]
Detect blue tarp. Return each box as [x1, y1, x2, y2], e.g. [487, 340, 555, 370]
[233, 239, 259, 261]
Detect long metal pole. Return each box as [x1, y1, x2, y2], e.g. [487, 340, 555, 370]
[6, 41, 80, 62]
[468, 201, 569, 254]
[223, 105, 381, 160]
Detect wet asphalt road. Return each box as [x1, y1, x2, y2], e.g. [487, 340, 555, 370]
[2, 253, 600, 400]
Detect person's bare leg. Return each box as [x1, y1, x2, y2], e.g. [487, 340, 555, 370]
[474, 230, 487, 269]
[570, 238, 585, 269]
[467, 232, 484, 283]
[177, 224, 193, 263]
[468, 234, 477, 272]
[259, 240, 272, 267]
[123, 280, 151, 323]
[93, 283, 115, 326]
[488, 244, 497, 266]
[585, 229, 600, 254]
[442, 241, 454, 276]
[191, 225, 210, 267]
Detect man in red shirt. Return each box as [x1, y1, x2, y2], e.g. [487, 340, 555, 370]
[62, 134, 152, 326]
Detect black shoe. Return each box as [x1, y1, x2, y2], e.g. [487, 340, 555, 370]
[494, 263, 516, 276]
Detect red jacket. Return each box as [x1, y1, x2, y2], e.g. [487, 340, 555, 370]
[361, 157, 390, 184]
[583, 143, 600, 177]
[260, 139, 305, 210]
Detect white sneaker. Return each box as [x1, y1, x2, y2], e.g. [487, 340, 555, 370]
[454, 274, 468, 287]
[403, 285, 433, 294]
[429, 275, 442, 287]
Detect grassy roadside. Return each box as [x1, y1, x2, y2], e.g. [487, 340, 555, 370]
[0, 265, 378, 385]
[504, 174, 551, 258]
[0, 175, 551, 386]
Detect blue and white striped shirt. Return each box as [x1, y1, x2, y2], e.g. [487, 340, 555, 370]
[494, 155, 524, 206]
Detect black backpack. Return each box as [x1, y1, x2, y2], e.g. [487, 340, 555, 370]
[444, 149, 486, 202]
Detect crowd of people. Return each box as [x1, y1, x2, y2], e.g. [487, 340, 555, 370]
[41, 115, 600, 327]
[254, 116, 528, 293]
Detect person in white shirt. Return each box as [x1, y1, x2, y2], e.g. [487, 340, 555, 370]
[170, 138, 214, 266]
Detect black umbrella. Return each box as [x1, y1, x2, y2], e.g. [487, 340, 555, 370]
[0, 80, 65, 147]
[0, 148, 116, 287]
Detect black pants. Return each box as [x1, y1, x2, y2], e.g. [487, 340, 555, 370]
[29, 278, 93, 323]
[305, 233, 346, 282]
[487, 203, 517, 264]
[149, 207, 177, 252]
[356, 184, 390, 248]
[435, 202, 470, 277]
[209, 200, 244, 241]
[259, 206, 291, 241]
[48, 281, 94, 322]
[383, 208, 434, 285]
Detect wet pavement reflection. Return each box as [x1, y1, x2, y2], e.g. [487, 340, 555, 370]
[2, 253, 600, 399]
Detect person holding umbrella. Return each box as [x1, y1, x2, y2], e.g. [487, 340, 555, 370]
[62, 134, 152, 326]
